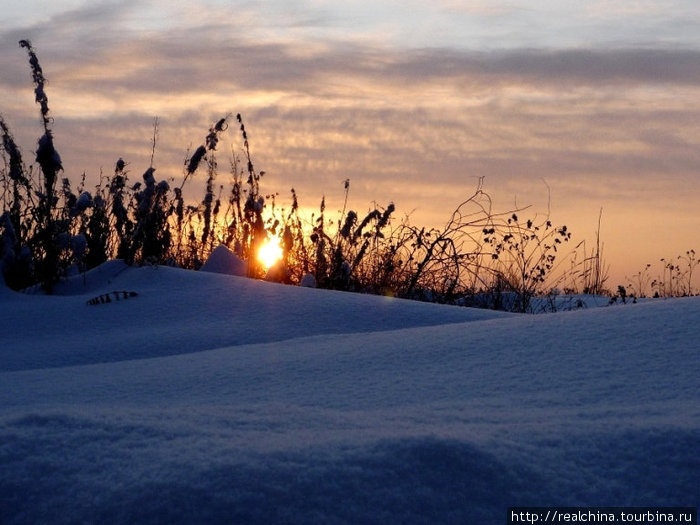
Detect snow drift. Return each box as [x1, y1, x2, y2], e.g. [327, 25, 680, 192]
[1, 263, 698, 524]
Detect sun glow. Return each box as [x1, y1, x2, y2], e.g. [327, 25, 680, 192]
[257, 236, 284, 269]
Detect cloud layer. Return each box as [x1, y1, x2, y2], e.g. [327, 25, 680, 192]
[2, 1, 699, 284]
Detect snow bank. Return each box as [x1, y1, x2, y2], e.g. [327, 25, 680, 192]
[199, 244, 247, 276]
[0, 263, 698, 524]
[0, 265, 510, 372]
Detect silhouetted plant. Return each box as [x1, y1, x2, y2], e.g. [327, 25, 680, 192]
[651, 249, 698, 297]
[6, 40, 696, 311]
[678, 249, 698, 296]
[20, 39, 64, 291]
[0, 116, 33, 288]
[278, 187, 310, 282]
[625, 264, 652, 299]
[483, 210, 572, 312]
[110, 158, 133, 261]
[403, 179, 497, 301]
[576, 208, 609, 295]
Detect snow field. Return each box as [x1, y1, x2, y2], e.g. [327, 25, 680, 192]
[1, 264, 698, 523]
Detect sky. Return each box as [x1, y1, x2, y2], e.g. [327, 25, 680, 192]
[1, 0, 699, 289]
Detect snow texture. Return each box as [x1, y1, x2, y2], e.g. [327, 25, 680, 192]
[0, 263, 698, 524]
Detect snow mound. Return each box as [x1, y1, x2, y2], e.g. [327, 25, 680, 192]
[200, 245, 247, 276]
[1, 262, 698, 523]
[0, 263, 511, 372]
[300, 273, 317, 288]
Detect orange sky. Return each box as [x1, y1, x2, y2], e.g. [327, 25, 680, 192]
[1, 1, 699, 293]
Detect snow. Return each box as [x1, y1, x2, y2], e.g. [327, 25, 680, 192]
[199, 244, 247, 276]
[1, 264, 698, 523]
[301, 272, 317, 288]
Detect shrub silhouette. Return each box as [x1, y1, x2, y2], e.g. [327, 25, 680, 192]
[6, 41, 684, 308]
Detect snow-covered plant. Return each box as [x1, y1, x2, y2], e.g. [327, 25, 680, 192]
[0, 117, 33, 288]
[126, 167, 171, 264]
[19, 39, 65, 291]
[194, 117, 229, 258]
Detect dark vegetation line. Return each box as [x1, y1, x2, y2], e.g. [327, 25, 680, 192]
[1, 41, 696, 310]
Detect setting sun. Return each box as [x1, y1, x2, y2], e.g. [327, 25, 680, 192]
[257, 236, 284, 269]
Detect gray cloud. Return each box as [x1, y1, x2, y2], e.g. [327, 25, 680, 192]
[6, 10, 700, 99]
[56, 44, 700, 94]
